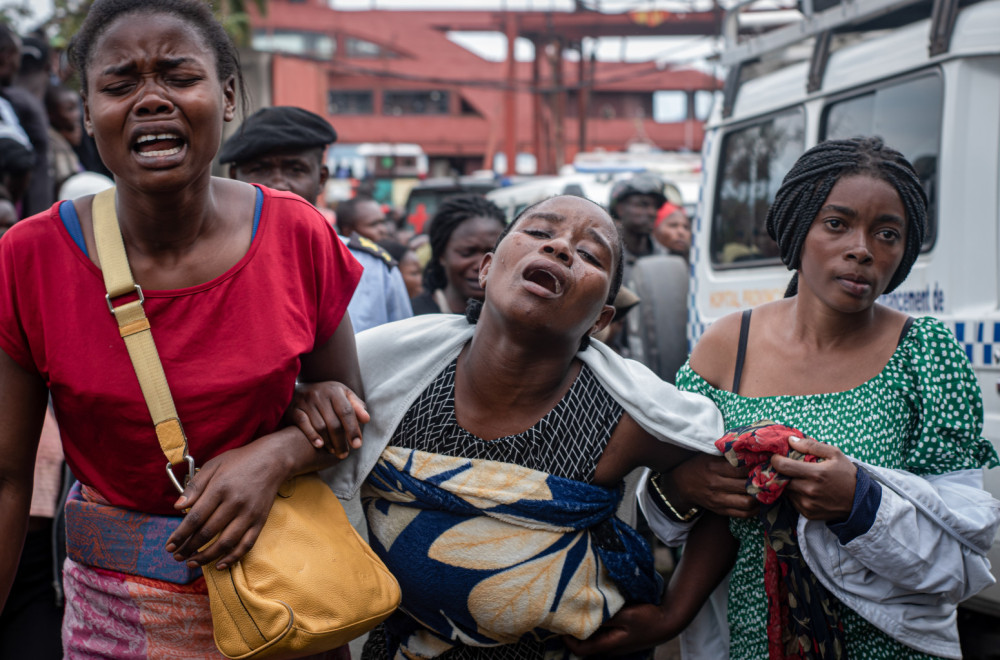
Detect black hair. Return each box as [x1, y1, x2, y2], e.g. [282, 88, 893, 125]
[423, 194, 505, 292]
[68, 0, 248, 117]
[337, 195, 378, 234]
[465, 195, 625, 352]
[766, 136, 927, 297]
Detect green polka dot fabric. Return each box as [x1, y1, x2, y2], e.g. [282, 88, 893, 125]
[676, 316, 999, 659]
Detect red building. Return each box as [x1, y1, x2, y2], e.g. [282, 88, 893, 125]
[250, 0, 721, 175]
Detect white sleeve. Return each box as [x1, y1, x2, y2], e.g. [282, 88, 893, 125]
[800, 467, 999, 605]
[636, 468, 697, 547]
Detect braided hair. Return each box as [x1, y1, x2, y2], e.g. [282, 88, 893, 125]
[765, 136, 927, 296]
[465, 195, 625, 352]
[423, 194, 505, 292]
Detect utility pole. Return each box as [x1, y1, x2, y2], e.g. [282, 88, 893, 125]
[503, 14, 518, 176]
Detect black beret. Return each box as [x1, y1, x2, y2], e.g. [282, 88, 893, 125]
[218, 106, 337, 165]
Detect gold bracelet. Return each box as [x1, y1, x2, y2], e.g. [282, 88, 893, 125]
[649, 472, 702, 522]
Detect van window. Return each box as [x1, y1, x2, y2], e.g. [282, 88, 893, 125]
[711, 108, 805, 266]
[821, 73, 942, 248]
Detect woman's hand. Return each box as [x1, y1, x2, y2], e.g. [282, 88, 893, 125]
[669, 452, 758, 518]
[165, 432, 297, 571]
[566, 512, 737, 657]
[771, 436, 857, 521]
[286, 381, 370, 458]
[564, 601, 681, 658]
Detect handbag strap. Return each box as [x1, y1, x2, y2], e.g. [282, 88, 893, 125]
[91, 188, 195, 493]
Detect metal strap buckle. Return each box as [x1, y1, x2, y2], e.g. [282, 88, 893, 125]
[165, 455, 196, 495]
[106, 284, 144, 314]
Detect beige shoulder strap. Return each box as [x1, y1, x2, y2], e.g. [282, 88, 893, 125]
[91, 188, 194, 492]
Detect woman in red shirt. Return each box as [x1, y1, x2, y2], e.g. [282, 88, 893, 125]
[0, 0, 366, 656]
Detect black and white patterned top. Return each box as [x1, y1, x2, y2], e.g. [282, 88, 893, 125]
[390, 358, 624, 484]
[362, 359, 628, 660]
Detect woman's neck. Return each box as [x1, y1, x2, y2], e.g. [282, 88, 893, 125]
[113, 176, 218, 257]
[459, 316, 581, 411]
[788, 291, 881, 349]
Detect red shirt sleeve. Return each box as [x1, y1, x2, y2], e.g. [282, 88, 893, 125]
[269, 189, 362, 350]
[0, 209, 52, 374]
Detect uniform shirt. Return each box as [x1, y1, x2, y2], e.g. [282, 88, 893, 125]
[341, 233, 413, 333]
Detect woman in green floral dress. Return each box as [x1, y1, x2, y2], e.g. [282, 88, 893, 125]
[573, 137, 1000, 659]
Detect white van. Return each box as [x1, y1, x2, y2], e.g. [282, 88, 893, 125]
[692, 0, 1000, 615]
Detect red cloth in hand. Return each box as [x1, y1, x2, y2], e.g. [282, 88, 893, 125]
[714, 420, 845, 659]
[715, 420, 820, 505]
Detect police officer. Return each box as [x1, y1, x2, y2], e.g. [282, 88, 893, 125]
[219, 106, 412, 332]
[608, 172, 668, 287]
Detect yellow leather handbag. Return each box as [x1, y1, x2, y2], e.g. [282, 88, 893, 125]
[92, 189, 401, 659]
[201, 473, 400, 659]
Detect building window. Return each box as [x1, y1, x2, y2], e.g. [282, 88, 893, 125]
[383, 90, 450, 116]
[459, 96, 482, 117]
[652, 90, 715, 123]
[568, 91, 653, 120]
[711, 107, 806, 267]
[344, 37, 397, 59]
[328, 91, 374, 115]
[653, 91, 687, 122]
[821, 72, 942, 250]
[252, 29, 334, 60]
[694, 91, 715, 120]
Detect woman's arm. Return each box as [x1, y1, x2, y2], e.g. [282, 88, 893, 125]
[0, 349, 49, 609]
[660, 311, 758, 519]
[287, 313, 370, 457]
[657, 453, 758, 519]
[166, 314, 368, 570]
[573, 415, 739, 656]
[565, 512, 737, 656]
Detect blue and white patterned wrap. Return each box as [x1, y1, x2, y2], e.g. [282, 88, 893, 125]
[362, 446, 662, 658]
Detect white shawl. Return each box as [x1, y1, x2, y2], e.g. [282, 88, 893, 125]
[323, 314, 724, 499]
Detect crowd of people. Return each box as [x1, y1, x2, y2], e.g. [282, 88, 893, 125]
[0, 1, 998, 659]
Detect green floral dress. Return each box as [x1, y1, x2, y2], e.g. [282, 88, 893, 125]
[676, 316, 998, 659]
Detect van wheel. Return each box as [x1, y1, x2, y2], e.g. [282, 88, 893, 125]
[625, 255, 689, 383]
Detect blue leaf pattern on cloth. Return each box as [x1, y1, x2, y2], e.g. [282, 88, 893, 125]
[363, 447, 661, 658]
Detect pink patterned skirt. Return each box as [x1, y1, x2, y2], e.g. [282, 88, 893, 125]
[62, 558, 351, 659]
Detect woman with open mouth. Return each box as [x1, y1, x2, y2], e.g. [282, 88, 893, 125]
[0, 0, 368, 657]
[293, 194, 737, 659]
